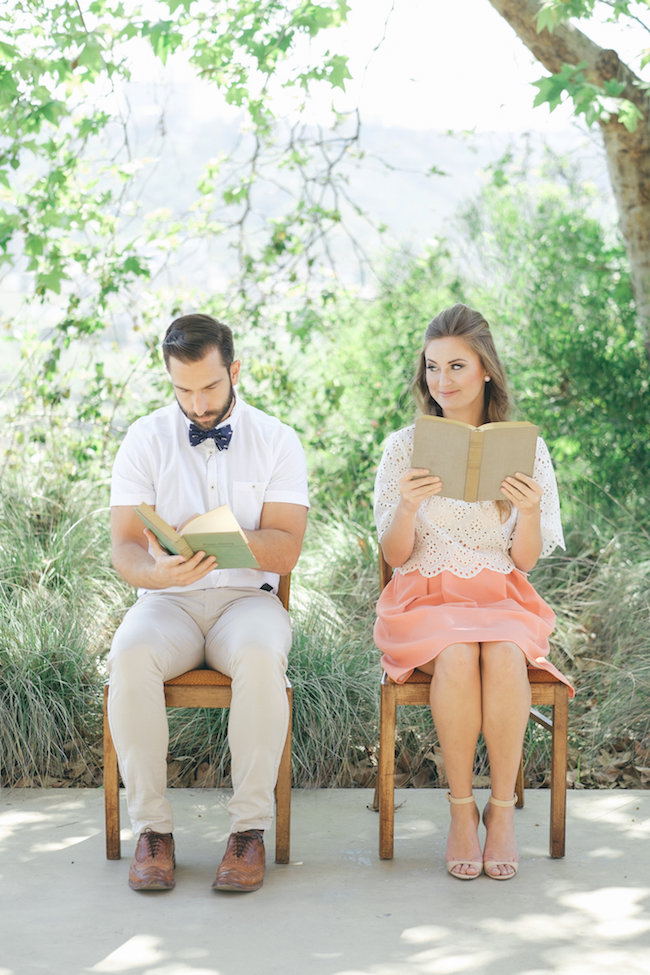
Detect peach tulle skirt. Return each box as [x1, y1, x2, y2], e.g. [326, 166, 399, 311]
[374, 568, 574, 697]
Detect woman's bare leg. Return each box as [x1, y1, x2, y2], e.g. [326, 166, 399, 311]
[422, 643, 482, 876]
[480, 641, 531, 877]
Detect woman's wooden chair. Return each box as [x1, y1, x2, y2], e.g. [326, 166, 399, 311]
[103, 574, 293, 864]
[375, 547, 569, 860]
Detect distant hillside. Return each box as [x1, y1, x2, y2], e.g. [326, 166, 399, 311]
[0, 78, 611, 312]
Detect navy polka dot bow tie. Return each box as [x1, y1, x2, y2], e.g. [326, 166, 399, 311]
[188, 423, 233, 450]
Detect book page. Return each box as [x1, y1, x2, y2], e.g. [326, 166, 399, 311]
[181, 505, 242, 534]
[411, 416, 472, 500]
[475, 423, 538, 501]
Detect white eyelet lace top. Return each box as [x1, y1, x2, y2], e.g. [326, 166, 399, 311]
[374, 425, 565, 579]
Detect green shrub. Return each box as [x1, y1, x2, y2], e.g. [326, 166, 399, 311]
[0, 477, 129, 785]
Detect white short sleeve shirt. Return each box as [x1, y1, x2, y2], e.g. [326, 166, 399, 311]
[110, 394, 309, 594]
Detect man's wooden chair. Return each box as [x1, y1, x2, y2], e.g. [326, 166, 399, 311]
[104, 574, 293, 864]
[375, 547, 569, 860]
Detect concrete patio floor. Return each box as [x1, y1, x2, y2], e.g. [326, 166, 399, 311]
[1, 787, 649, 975]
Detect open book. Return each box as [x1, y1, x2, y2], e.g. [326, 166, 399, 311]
[411, 416, 538, 502]
[134, 502, 260, 569]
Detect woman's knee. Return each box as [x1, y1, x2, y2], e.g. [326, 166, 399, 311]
[434, 642, 480, 679]
[480, 640, 526, 667]
[481, 641, 527, 675]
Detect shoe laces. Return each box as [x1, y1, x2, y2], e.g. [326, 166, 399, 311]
[233, 829, 263, 857]
[142, 829, 169, 858]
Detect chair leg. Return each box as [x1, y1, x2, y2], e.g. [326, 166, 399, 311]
[103, 685, 121, 860]
[378, 681, 397, 859]
[274, 686, 292, 864]
[516, 751, 525, 808]
[549, 687, 569, 858]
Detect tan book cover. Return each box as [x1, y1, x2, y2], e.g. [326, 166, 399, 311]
[134, 502, 260, 569]
[411, 416, 538, 502]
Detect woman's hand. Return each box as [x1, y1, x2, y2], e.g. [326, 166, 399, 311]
[500, 472, 542, 514]
[399, 468, 443, 513]
[502, 473, 543, 572]
[380, 469, 442, 569]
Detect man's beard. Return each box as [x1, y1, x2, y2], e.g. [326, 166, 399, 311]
[177, 383, 235, 430]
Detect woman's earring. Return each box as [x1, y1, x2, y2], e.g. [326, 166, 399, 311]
[484, 376, 491, 382]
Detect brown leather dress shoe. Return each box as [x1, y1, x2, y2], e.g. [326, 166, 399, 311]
[212, 829, 265, 892]
[128, 829, 176, 891]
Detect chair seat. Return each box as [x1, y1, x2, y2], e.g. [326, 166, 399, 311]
[165, 669, 232, 687]
[527, 668, 562, 684]
[393, 667, 562, 686]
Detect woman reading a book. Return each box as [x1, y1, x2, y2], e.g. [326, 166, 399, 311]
[374, 303, 573, 881]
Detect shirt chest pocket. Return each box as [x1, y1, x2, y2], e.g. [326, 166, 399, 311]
[230, 480, 266, 530]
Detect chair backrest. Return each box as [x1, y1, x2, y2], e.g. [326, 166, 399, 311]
[378, 545, 392, 593]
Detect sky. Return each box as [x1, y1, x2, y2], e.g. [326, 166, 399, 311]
[334, 0, 649, 131]
[151, 0, 650, 135]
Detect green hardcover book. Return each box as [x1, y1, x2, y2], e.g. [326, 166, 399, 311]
[411, 416, 538, 502]
[134, 502, 260, 569]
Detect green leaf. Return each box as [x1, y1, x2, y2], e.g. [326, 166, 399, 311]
[0, 40, 18, 60]
[326, 54, 351, 91]
[533, 76, 566, 112]
[0, 66, 19, 101]
[618, 100, 643, 132]
[143, 20, 185, 64]
[164, 0, 194, 12]
[536, 6, 558, 34]
[39, 100, 67, 125]
[76, 38, 105, 73]
[602, 79, 626, 97]
[25, 234, 45, 257]
[122, 255, 150, 278]
[36, 270, 68, 295]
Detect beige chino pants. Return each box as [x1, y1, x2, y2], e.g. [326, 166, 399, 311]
[107, 587, 291, 837]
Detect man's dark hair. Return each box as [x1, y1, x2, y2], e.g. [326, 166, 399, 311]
[162, 314, 235, 368]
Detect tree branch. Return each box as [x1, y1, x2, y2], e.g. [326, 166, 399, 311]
[486, 0, 646, 108]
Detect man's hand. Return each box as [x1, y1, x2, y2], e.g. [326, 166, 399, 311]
[111, 506, 216, 590]
[143, 529, 217, 588]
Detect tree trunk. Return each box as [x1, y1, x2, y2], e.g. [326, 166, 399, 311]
[487, 0, 650, 359]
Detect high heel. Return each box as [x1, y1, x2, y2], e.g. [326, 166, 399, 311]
[446, 794, 483, 880]
[482, 795, 519, 880]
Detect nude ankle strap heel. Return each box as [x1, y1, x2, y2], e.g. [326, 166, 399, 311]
[482, 795, 519, 881]
[446, 794, 482, 881]
[447, 793, 476, 806]
[481, 794, 517, 824]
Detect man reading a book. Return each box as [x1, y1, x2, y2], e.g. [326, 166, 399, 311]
[107, 313, 309, 893]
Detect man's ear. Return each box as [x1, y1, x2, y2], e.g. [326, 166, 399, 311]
[230, 359, 241, 386]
